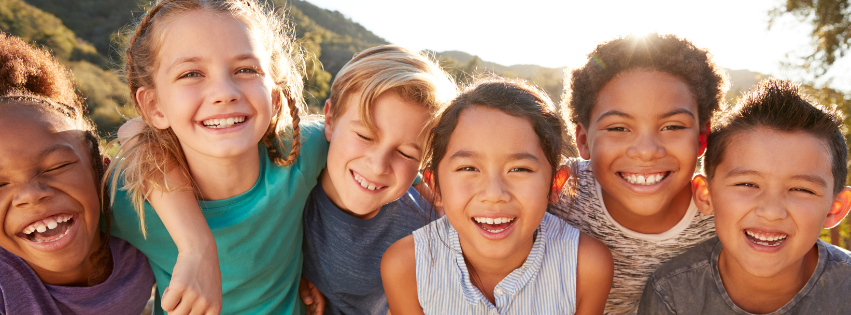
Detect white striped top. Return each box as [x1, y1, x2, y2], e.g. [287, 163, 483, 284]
[413, 212, 579, 315]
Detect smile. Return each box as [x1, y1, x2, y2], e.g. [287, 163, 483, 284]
[352, 171, 387, 191]
[20, 214, 75, 243]
[472, 216, 516, 233]
[745, 229, 788, 247]
[618, 171, 670, 185]
[201, 116, 246, 129]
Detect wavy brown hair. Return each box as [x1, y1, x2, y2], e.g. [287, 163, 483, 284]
[106, 0, 307, 235]
[0, 32, 113, 286]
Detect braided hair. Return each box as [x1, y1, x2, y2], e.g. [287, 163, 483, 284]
[0, 33, 113, 286]
[109, 0, 307, 234]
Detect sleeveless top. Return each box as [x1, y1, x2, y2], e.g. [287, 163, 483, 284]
[413, 212, 579, 314]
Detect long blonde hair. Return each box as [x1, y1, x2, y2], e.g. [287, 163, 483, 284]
[107, 0, 306, 235]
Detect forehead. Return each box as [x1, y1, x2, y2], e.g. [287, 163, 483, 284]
[717, 128, 833, 183]
[447, 106, 541, 156]
[156, 9, 269, 66]
[0, 104, 86, 161]
[593, 70, 697, 119]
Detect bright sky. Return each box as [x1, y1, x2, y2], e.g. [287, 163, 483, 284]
[307, 0, 851, 91]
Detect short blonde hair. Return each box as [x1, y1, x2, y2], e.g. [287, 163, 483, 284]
[327, 45, 457, 134]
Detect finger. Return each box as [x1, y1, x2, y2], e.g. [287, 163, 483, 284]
[299, 278, 314, 304]
[161, 286, 183, 312]
[167, 291, 196, 315]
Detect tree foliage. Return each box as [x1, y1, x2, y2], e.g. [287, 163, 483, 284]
[770, 0, 851, 76]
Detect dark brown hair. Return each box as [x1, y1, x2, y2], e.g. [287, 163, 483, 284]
[424, 77, 569, 200]
[565, 33, 728, 132]
[0, 32, 112, 286]
[703, 78, 847, 195]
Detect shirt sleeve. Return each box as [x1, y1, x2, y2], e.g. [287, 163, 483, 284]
[294, 119, 328, 181]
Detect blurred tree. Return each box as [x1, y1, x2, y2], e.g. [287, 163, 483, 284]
[770, 0, 851, 76]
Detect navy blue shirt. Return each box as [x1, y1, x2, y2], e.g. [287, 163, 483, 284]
[302, 182, 432, 315]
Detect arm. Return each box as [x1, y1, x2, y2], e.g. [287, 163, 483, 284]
[118, 118, 222, 315]
[381, 235, 424, 315]
[574, 232, 613, 315]
[299, 276, 325, 315]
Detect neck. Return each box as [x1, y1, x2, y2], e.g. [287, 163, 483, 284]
[458, 232, 536, 304]
[320, 169, 381, 219]
[602, 183, 692, 234]
[184, 145, 261, 200]
[718, 245, 819, 314]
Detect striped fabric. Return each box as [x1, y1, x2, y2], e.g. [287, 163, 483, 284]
[413, 212, 579, 314]
[550, 159, 716, 315]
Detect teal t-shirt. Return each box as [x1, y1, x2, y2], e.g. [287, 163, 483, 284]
[110, 121, 328, 314]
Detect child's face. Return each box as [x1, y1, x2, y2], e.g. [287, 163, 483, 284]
[576, 70, 703, 217]
[322, 91, 430, 218]
[140, 10, 276, 162]
[436, 106, 552, 262]
[0, 105, 102, 285]
[696, 128, 847, 278]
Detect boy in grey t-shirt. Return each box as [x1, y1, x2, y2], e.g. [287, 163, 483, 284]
[638, 79, 851, 314]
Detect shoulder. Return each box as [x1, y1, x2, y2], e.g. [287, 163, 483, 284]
[822, 239, 851, 266]
[380, 236, 417, 295]
[649, 237, 718, 284]
[577, 232, 614, 280]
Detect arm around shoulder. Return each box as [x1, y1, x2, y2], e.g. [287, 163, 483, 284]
[381, 235, 424, 315]
[575, 232, 613, 315]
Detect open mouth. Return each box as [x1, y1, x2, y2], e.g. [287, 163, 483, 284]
[352, 171, 387, 191]
[472, 216, 516, 233]
[201, 116, 247, 129]
[745, 229, 788, 247]
[19, 214, 75, 243]
[618, 171, 670, 185]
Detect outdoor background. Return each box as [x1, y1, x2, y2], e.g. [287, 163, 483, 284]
[1, 0, 849, 248]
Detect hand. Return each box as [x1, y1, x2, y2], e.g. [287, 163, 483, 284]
[161, 250, 223, 315]
[299, 276, 325, 315]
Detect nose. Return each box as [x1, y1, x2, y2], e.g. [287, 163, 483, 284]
[477, 172, 511, 204]
[209, 75, 240, 105]
[12, 179, 54, 208]
[754, 194, 788, 221]
[364, 147, 392, 176]
[625, 131, 666, 161]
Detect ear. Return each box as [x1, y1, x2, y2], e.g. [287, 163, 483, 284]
[136, 87, 169, 130]
[824, 187, 851, 229]
[698, 122, 710, 157]
[425, 169, 441, 207]
[324, 99, 334, 142]
[575, 124, 591, 160]
[691, 175, 713, 215]
[549, 166, 571, 203]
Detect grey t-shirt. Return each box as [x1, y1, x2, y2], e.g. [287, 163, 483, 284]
[638, 237, 851, 314]
[302, 182, 432, 315]
[0, 237, 155, 315]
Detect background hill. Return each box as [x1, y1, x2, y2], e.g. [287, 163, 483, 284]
[7, 0, 764, 134]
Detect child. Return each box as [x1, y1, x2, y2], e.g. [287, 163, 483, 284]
[382, 78, 614, 314]
[301, 45, 456, 314]
[638, 79, 851, 314]
[551, 33, 727, 314]
[106, 1, 327, 314]
[0, 32, 154, 314]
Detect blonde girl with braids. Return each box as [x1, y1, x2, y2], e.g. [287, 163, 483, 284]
[0, 32, 154, 314]
[106, 0, 328, 314]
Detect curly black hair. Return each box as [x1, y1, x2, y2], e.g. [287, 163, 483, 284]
[565, 33, 728, 131]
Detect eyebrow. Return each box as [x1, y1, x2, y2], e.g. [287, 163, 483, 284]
[37, 144, 75, 161]
[659, 108, 696, 120]
[167, 54, 261, 71]
[596, 110, 632, 122]
[726, 168, 828, 188]
[447, 150, 539, 162]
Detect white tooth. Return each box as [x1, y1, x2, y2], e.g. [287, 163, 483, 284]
[486, 218, 494, 224]
[656, 174, 663, 182]
[227, 117, 235, 125]
[637, 175, 646, 184]
[474, 218, 481, 223]
[46, 220, 58, 230]
[238, 117, 245, 123]
[24, 226, 34, 234]
[36, 224, 47, 233]
[494, 218, 502, 224]
[360, 180, 369, 188]
[367, 184, 375, 190]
